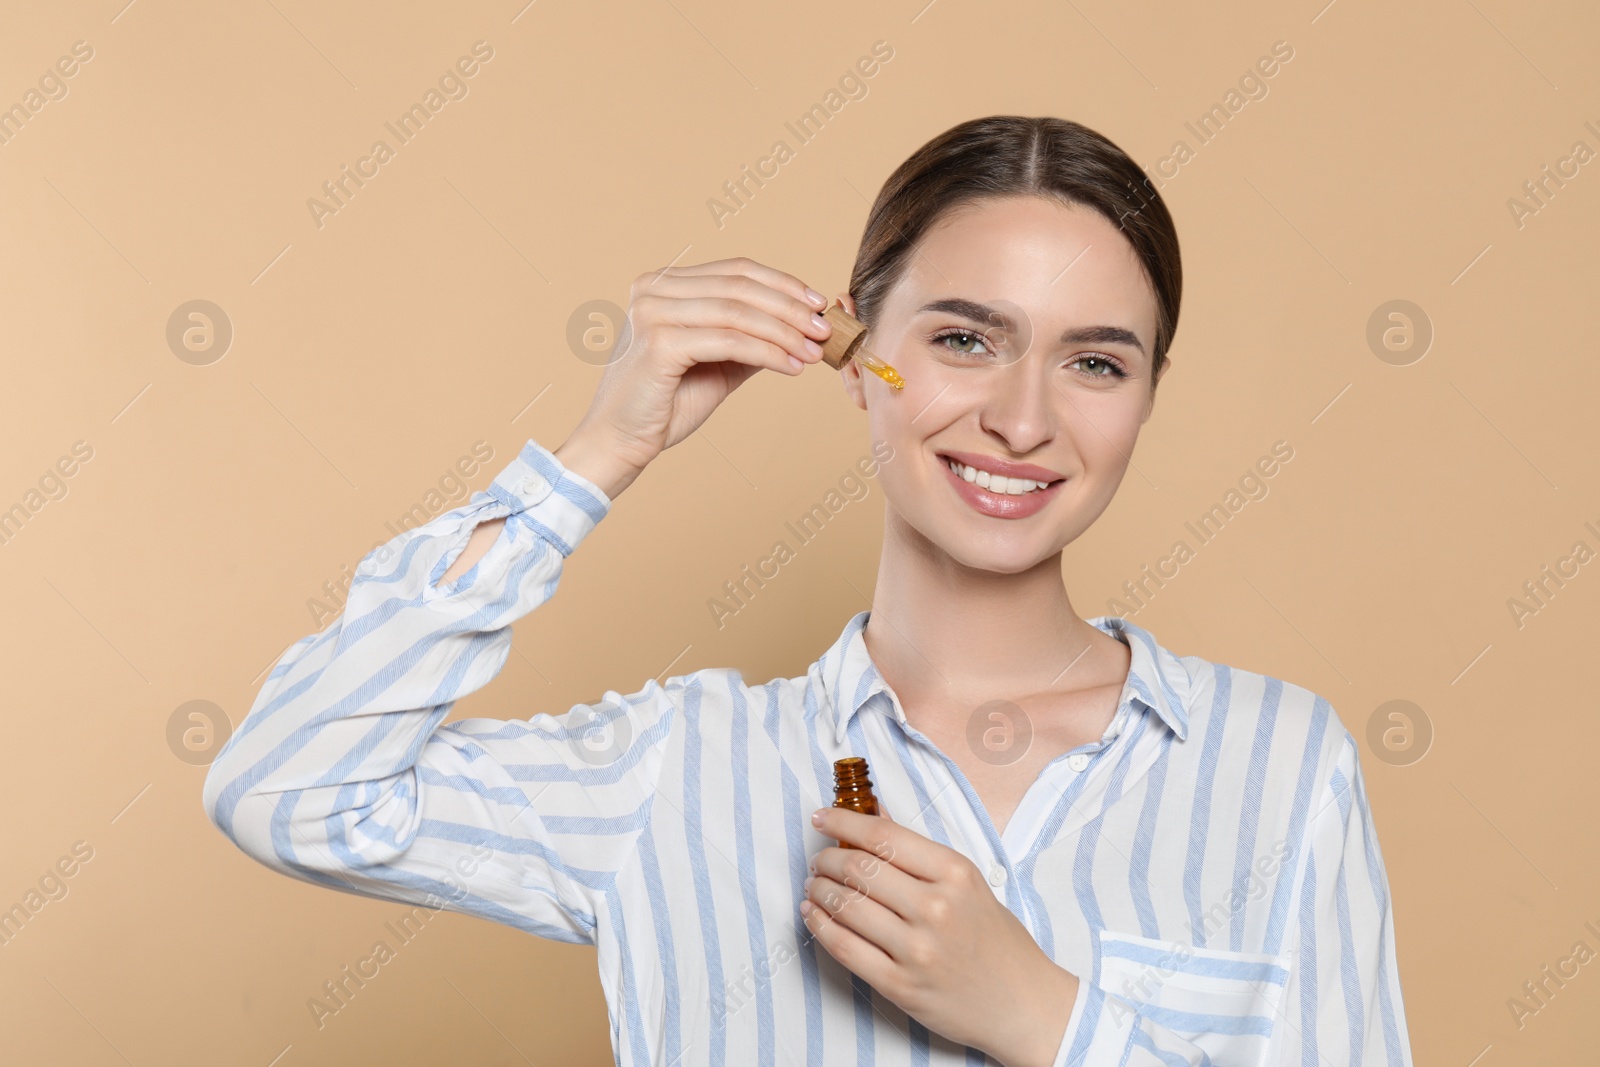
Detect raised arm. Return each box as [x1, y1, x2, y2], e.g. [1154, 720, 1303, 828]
[201, 434, 676, 941]
[433, 428, 648, 587]
[203, 258, 836, 941]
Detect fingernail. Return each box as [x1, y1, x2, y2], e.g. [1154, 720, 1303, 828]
[805, 287, 827, 308]
[811, 313, 829, 332]
[811, 810, 825, 827]
[804, 338, 823, 357]
[788, 355, 805, 372]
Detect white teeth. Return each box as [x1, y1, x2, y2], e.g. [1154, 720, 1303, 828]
[945, 458, 1050, 495]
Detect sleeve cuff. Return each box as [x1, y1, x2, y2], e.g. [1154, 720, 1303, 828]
[1051, 969, 1096, 1067]
[484, 438, 612, 557]
[1052, 976, 1157, 1067]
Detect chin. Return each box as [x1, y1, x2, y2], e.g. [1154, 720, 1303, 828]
[911, 517, 1064, 575]
[949, 540, 1060, 575]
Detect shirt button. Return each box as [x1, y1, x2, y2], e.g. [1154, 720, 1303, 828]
[1067, 753, 1090, 772]
[987, 863, 1008, 887]
[522, 474, 547, 497]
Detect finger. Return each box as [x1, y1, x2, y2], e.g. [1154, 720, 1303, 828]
[657, 256, 829, 313]
[658, 325, 805, 376]
[804, 874, 912, 961]
[643, 272, 831, 359]
[801, 895, 896, 984]
[810, 843, 920, 924]
[818, 807, 945, 882]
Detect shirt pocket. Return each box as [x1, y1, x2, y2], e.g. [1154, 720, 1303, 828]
[1093, 928, 1291, 1067]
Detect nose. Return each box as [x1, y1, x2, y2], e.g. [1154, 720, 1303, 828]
[977, 358, 1055, 456]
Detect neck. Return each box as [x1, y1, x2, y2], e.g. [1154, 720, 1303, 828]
[863, 507, 1106, 713]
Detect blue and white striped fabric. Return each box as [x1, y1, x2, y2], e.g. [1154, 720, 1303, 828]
[203, 437, 1414, 1066]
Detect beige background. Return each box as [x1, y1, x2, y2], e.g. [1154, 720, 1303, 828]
[2, 0, 1596, 1062]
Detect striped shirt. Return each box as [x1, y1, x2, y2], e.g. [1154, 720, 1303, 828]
[203, 437, 1414, 1066]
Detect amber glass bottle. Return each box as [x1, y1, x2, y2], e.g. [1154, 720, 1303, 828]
[831, 756, 879, 850]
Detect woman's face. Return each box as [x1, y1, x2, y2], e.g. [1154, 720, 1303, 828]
[842, 194, 1165, 575]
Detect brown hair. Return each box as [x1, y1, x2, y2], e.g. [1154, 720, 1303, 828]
[848, 115, 1181, 386]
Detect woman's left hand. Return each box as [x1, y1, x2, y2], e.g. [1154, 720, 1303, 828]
[802, 805, 1080, 1067]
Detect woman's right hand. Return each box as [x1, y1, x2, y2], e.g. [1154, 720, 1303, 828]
[569, 257, 834, 478]
[443, 259, 832, 586]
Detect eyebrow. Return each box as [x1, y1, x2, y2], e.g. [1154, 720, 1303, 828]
[915, 297, 1147, 358]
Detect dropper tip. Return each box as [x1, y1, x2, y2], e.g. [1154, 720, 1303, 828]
[860, 356, 906, 390]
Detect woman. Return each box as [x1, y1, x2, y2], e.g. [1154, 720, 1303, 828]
[204, 116, 1413, 1065]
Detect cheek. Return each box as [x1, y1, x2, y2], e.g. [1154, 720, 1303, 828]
[1060, 393, 1145, 472]
[871, 361, 985, 433]
[865, 370, 970, 478]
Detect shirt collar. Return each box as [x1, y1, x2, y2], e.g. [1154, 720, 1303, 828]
[814, 610, 1191, 748]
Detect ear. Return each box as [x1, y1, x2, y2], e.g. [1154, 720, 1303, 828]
[1152, 354, 1170, 389]
[1140, 358, 1168, 424]
[836, 291, 868, 412]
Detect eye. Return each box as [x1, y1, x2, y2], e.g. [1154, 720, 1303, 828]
[930, 328, 993, 358]
[1069, 354, 1128, 380]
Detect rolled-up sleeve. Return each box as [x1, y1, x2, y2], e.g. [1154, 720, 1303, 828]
[1050, 955, 1237, 1066]
[202, 438, 676, 945]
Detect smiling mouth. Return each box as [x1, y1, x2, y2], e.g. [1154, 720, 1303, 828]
[939, 456, 1064, 496]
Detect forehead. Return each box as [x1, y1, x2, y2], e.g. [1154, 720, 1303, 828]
[888, 196, 1157, 342]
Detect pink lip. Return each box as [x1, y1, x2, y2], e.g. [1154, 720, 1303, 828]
[938, 454, 1064, 519]
[937, 450, 1065, 483]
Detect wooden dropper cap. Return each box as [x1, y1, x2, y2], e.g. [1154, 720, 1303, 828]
[819, 302, 871, 371]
